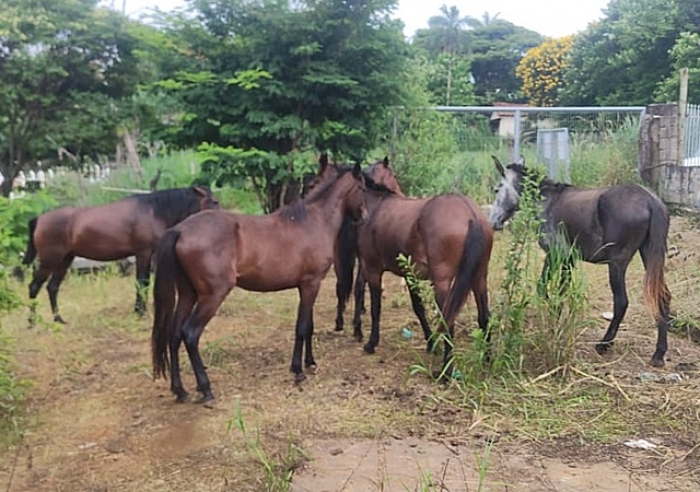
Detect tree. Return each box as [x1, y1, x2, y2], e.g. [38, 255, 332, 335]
[655, 32, 700, 104]
[157, 0, 410, 211]
[419, 4, 476, 105]
[469, 20, 543, 102]
[561, 0, 700, 106]
[0, 0, 142, 195]
[516, 36, 574, 107]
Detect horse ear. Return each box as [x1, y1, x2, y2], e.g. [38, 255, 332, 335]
[319, 152, 329, 172]
[492, 155, 505, 177]
[352, 162, 362, 178]
[193, 185, 209, 197]
[382, 156, 389, 168]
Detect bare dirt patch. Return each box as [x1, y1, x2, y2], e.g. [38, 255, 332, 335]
[1, 216, 700, 491]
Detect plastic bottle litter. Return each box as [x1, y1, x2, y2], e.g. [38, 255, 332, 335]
[401, 327, 413, 339]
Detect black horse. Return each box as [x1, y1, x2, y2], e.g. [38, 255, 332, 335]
[23, 186, 219, 325]
[489, 156, 671, 366]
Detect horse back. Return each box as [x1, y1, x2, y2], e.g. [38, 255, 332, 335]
[412, 194, 493, 279]
[359, 196, 429, 275]
[550, 184, 662, 261]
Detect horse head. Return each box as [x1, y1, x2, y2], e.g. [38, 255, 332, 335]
[193, 186, 221, 211]
[365, 157, 404, 197]
[344, 163, 368, 224]
[489, 155, 526, 230]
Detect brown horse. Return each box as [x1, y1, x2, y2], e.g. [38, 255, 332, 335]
[345, 171, 493, 377]
[23, 186, 219, 325]
[306, 157, 405, 334]
[151, 163, 366, 403]
[489, 157, 671, 366]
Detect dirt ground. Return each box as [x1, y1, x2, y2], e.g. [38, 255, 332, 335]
[1, 216, 700, 491]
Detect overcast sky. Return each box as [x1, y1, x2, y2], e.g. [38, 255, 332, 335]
[114, 0, 610, 38]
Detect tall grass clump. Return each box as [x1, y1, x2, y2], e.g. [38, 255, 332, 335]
[569, 115, 640, 187]
[477, 169, 589, 378]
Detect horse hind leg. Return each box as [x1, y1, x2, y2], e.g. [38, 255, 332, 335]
[407, 286, 436, 353]
[595, 261, 629, 356]
[28, 265, 52, 329]
[170, 276, 197, 403]
[639, 247, 671, 367]
[181, 290, 229, 404]
[46, 255, 74, 324]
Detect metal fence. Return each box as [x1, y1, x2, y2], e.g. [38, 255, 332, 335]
[430, 105, 645, 155]
[684, 103, 700, 166]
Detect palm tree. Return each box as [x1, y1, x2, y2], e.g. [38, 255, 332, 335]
[427, 5, 477, 105]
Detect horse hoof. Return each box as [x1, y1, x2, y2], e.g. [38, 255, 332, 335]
[54, 315, 67, 325]
[334, 325, 343, 332]
[363, 344, 375, 354]
[595, 342, 612, 355]
[353, 333, 363, 342]
[650, 357, 665, 368]
[294, 373, 307, 385]
[196, 395, 215, 407]
[305, 362, 317, 374]
[175, 392, 189, 403]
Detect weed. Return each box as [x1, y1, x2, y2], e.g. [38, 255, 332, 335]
[229, 400, 307, 492]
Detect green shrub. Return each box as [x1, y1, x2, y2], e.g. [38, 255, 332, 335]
[0, 192, 58, 266]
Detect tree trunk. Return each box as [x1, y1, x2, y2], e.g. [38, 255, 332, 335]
[0, 175, 13, 197]
[446, 54, 454, 106]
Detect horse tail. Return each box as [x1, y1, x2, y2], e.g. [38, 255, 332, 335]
[152, 229, 182, 380]
[642, 196, 671, 322]
[335, 215, 358, 305]
[442, 216, 491, 326]
[23, 217, 38, 265]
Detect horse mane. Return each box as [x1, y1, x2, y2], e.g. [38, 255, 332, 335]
[363, 173, 397, 195]
[508, 163, 570, 194]
[135, 186, 211, 227]
[279, 166, 353, 222]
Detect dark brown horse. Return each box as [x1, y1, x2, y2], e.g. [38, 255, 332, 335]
[23, 186, 219, 325]
[307, 157, 405, 334]
[344, 171, 493, 377]
[151, 164, 366, 403]
[489, 157, 671, 366]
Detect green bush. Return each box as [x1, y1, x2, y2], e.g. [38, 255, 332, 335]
[0, 192, 58, 266]
[0, 230, 26, 440]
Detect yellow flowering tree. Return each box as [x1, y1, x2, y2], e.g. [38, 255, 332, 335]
[516, 36, 574, 106]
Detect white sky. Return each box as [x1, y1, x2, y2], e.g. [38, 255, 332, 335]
[115, 0, 610, 38]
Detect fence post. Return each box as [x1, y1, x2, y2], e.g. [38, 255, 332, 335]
[678, 67, 689, 165]
[513, 109, 521, 160]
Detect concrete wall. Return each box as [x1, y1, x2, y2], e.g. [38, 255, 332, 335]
[638, 103, 700, 209]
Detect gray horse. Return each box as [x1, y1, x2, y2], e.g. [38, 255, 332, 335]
[489, 156, 671, 367]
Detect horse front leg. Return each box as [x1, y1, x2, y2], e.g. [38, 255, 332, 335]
[352, 266, 366, 341]
[363, 272, 383, 354]
[134, 251, 152, 316]
[595, 261, 629, 356]
[291, 281, 322, 383]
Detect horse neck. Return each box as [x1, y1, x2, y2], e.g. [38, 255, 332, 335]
[307, 177, 355, 233]
[539, 180, 565, 206]
[365, 189, 393, 214]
